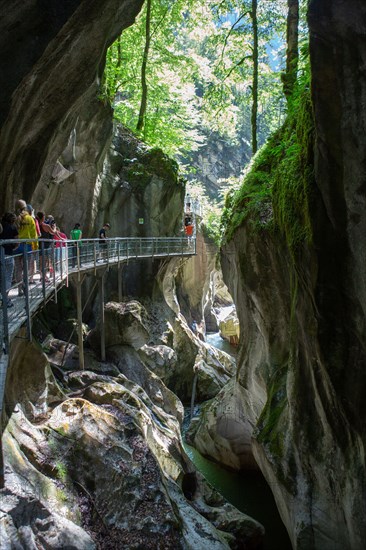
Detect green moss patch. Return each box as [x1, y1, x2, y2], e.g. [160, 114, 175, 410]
[222, 69, 314, 257]
[140, 147, 179, 183]
[254, 365, 297, 495]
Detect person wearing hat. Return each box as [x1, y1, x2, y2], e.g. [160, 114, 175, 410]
[98, 222, 111, 262]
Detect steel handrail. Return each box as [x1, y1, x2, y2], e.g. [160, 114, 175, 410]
[0, 235, 195, 342]
[0, 234, 196, 412]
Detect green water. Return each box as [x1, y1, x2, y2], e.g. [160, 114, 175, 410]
[187, 332, 292, 549]
[206, 331, 237, 357]
[183, 441, 292, 550]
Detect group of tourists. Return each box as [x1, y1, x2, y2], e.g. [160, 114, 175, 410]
[0, 199, 111, 308]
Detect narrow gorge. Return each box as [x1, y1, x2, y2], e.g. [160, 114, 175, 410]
[0, 1, 365, 549]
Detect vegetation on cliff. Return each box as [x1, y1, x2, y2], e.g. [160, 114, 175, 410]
[221, 57, 314, 255]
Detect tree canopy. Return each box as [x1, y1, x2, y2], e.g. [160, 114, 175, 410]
[102, 0, 291, 157]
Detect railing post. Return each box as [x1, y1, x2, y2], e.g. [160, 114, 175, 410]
[40, 242, 46, 302]
[22, 246, 32, 342]
[0, 246, 9, 354]
[118, 264, 123, 303]
[65, 243, 69, 287]
[51, 241, 57, 304]
[59, 242, 63, 282]
[93, 241, 97, 274]
[77, 243, 80, 271]
[98, 272, 106, 361]
[76, 279, 84, 370]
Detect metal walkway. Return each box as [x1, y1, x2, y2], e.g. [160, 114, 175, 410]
[0, 236, 196, 411]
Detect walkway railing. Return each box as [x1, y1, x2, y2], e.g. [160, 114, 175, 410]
[0, 235, 195, 403]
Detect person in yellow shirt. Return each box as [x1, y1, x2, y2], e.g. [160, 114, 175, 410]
[14, 199, 37, 294]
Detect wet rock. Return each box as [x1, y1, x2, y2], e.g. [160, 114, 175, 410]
[107, 345, 184, 423]
[4, 333, 65, 421]
[219, 308, 240, 346]
[0, 490, 95, 550]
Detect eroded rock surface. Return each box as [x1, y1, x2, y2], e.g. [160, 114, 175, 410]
[88, 300, 150, 350]
[1, 329, 262, 549]
[0, 0, 144, 210]
[210, 2, 366, 547]
[186, 378, 258, 471]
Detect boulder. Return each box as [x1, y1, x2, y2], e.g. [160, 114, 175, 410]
[187, 379, 259, 471]
[219, 307, 240, 346]
[88, 300, 150, 352]
[138, 343, 178, 379]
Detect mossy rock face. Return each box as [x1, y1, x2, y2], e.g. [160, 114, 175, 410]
[222, 71, 314, 258]
[140, 148, 179, 183]
[254, 366, 298, 496]
[125, 162, 152, 190]
[123, 147, 179, 191]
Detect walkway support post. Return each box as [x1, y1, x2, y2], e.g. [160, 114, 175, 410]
[190, 371, 198, 420]
[118, 264, 123, 303]
[40, 242, 46, 303]
[98, 272, 106, 362]
[23, 247, 32, 342]
[76, 279, 84, 370]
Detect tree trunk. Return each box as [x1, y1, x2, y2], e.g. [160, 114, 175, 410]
[111, 35, 122, 97]
[251, 0, 258, 155]
[136, 0, 151, 133]
[283, 0, 299, 98]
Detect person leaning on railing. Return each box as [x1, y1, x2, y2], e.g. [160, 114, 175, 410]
[0, 212, 19, 308]
[14, 199, 37, 295]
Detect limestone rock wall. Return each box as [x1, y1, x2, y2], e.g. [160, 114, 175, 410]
[32, 94, 114, 236]
[175, 232, 218, 326]
[215, 1, 366, 548]
[181, 132, 251, 199]
[0, 0, 144, 211]
[96, 126, 185, 238]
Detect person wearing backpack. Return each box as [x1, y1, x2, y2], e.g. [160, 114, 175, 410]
[0, 212, 18, 307]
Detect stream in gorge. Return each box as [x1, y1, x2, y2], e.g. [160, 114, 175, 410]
[183, 332, 292, 550]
